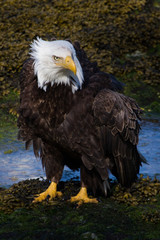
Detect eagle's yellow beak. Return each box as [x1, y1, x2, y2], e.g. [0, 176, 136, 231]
[62, 56, 77, 75]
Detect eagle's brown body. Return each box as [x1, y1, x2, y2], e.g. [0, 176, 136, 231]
[18, 41, 144, 197]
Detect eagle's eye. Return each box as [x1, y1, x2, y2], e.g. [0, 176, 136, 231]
[53, 55, 61, 61]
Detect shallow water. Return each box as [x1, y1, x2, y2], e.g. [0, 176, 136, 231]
[0, 118, 159, 188]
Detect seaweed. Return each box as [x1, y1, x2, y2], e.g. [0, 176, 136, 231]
[1, 0, 160, 117]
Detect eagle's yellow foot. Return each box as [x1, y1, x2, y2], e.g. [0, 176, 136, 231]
[32, 182, 62, 203]
[70, 187, 98, 205]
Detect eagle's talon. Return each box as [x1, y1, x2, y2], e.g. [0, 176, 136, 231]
[70, 187, 98, 204]
[32, 182, 62, 203]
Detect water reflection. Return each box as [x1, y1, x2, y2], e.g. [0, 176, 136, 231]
[0, 119, 159, 188]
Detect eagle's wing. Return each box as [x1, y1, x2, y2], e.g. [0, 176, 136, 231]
[92, 89, 144, 187]
[18, 58, 35, 142]
[18, 58, 46, 157]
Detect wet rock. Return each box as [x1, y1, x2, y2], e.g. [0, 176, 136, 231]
[81, 232, 99, 240]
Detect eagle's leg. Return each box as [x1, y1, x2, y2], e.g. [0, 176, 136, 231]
[33, 145, 64, 203]
[32, 181, 62, 203]
[70, 165, 98, 204]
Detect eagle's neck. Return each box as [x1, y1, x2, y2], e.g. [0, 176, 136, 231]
[36, 66, 72, 92]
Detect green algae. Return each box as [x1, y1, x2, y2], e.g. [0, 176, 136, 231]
[0, 89, 19, 128]
[3, 149, 13, 154]
[0, 178, 160, 239]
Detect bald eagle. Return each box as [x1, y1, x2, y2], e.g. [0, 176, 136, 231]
[18, 38, 145, 204]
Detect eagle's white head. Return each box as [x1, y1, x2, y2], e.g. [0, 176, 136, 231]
[30, 37, 84, 93]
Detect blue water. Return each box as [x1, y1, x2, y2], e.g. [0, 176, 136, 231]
[0, 118, 159, 188]
[138, 119, 160, 178]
